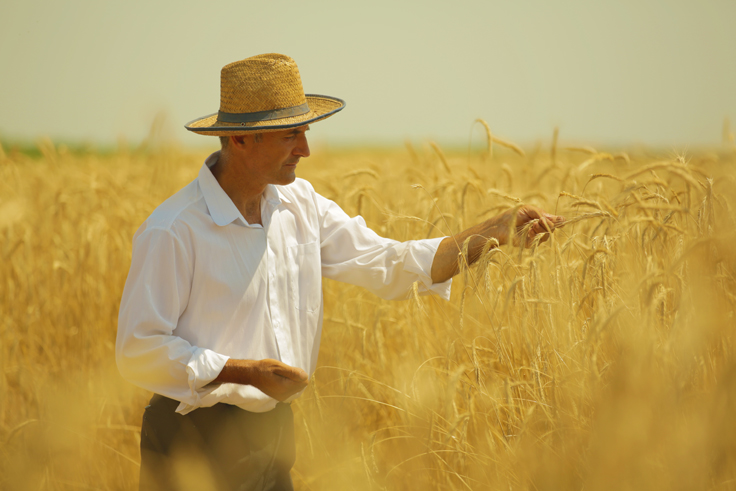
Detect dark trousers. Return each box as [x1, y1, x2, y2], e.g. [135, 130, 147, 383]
[139, 395, 295, 491]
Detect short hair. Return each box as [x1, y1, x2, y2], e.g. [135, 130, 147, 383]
[219, 134, 262, 149]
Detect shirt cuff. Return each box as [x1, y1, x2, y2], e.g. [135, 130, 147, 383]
[409, 237, 453, 301]
[185, 347, 230, 397]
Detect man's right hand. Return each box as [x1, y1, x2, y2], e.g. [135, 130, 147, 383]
[212, 358, 309, 402]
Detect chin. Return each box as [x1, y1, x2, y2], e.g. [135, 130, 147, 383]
[278, 173, 297, 185]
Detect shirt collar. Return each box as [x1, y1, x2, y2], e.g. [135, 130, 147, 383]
[274, 186, 291, 204]
[198, 151, 290, 227]
[263, 182, 285, 206]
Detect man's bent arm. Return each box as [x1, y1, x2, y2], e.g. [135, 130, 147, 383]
[117, 226, 232, 406]
[431, 205, 564, 284]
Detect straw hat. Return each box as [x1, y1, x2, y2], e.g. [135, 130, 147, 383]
[185, 53, 345, 136]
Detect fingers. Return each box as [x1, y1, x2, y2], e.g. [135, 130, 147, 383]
[514, 207, 565, 248]
[276, 366, 309, 382]
[544, 213, 566, 227]
[534, 214, 564, 233]
[254, 359, 309, 401]
[274, 375, 308, 390]
[533, 217, 551, 234]
[521, 221, 548, 247]
[268, 361, 309, 382]
[268, 378, 308, 402]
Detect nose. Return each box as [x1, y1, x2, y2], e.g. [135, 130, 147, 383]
[294, 133, 310, 158]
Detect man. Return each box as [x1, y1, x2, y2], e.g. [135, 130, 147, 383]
[116, 53, 563, 490]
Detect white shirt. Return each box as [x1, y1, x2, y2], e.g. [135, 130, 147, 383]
[116, 151, 452, 415]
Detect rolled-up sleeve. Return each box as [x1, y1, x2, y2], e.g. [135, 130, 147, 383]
[315, 193, 452, 301]
[116, 225, 229, 406]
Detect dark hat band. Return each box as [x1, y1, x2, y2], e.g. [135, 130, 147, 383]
[217, 102, 310, 124]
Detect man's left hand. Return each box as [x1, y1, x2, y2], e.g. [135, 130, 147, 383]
[500, 205, 565, 248]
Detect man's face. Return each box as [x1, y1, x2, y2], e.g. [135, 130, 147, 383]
[245, 125, 311, 186]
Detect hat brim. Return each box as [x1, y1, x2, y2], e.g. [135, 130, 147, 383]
[185, 94, 345, 136]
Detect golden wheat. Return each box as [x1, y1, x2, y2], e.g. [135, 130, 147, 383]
[1, 138, 736, 490]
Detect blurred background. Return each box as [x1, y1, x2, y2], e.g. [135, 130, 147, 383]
[2, 0, 735, 149]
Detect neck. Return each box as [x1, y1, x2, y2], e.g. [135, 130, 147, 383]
[210, 150, 266, 225]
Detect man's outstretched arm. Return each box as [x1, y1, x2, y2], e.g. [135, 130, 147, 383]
[431, 205, 564, 284]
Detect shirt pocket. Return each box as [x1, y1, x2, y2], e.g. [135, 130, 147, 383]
[288, 241, 322, 313]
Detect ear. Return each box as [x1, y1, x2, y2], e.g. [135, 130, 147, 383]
[230, 135, 247, 148]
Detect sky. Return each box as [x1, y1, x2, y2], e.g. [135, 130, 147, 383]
[1, 0, 735, 148]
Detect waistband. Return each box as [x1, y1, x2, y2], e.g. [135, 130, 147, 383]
[146, 394, 291, 414]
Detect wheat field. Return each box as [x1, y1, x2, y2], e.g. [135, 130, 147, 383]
[2, 129, 736, 490]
